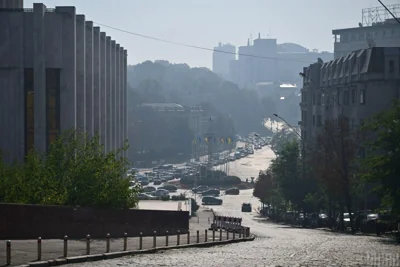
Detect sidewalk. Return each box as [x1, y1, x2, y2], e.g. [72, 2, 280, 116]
[0, 209, 227, 266]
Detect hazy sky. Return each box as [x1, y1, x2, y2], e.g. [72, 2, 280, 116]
[26, 0, 400, 68]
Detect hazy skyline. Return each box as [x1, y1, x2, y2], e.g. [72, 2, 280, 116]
[26, 0, 400, 68]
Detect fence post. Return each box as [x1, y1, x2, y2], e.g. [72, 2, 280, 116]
[63, 235, 68, 258]
[6, 240, 11, 265]
[233, 230, 236, 240]
[204, 230, 207, 242]
[37, 237, 42, 261]
[153, 231, 157, 248]
[177, 230, 180, 245]
[139, 232, 143, 250]
[165, 231, 169, 246]
[226, 228, 229, 240]
[239, 227, 242, 238]
[196, 230, 199, 243]
[86, 234, 91, 255]
[123, 233, 128, 251]
[187, 231, 190, 244]
[219, 228, 222, 241]
[212, 229, 215, 241]
[106, 233, 110, 253]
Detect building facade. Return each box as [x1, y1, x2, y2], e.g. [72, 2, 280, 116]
[212, 43, 236, 81]
[0, 2, 128, 163]
[300, 47, 400, 144]
[332, 5, 400, 59]
[219, 35, 333, 89]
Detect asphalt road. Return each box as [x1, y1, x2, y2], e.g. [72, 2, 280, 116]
[71, 146, 400, 267]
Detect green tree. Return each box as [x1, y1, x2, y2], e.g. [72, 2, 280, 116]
[361, 100, 400, 214]
[0, 130, 140, 209]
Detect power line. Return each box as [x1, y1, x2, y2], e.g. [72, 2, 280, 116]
[377, 0, 400, 24]
[93, 21, 316, 64]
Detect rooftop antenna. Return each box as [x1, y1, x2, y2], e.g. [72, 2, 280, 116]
[258, 32, 261, 39]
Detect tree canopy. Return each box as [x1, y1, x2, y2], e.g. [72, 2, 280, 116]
[361, 100, 400, 214]
[0, 130, 140, 209]
[128, 61, 274, 136]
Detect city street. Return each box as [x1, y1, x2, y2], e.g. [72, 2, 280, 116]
[71, 146, 400, 267]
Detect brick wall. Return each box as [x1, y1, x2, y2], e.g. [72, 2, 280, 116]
[0, 203, 189, 239]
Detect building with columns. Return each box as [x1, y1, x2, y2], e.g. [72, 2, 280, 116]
[0, 1, 128, 163]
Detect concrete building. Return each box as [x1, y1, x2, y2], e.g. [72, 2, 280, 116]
[212, 43, 236, 81]
[0, 2, 128, 163]
[299, 47, 400, 144]
[332, 5, 400, 59]
[223, 35, 333, 88]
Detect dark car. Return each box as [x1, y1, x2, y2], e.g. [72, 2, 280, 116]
[241, 203, 252, 212]
[202, 196, 223, 205]
[201, 189, 220, 196]
[225, 188, 240, 195]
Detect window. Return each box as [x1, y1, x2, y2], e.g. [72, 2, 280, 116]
[312, 115, 315, 126]
[351, 118, 355, 129]
[312, 94, 316, 105]
[337, 92, 341, 105]
[360, 90, 366, 104]
[351, 89, 357, 104]
[343, 90, 349, 105]
[389, 60, 394, 73]
[316, 94, 322, 106]
[317, 115, 322, 127]
[46, 69, 61, 148]
[24, 68, 34, 156]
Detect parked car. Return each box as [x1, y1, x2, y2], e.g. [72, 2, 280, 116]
[138, 193, 157, 200]
[152, 189, 170, 197]
[241, 203, 252, 212]
[360, 213, 378, 233]
[225, 188, 240, 195]
[202, 196, 223, 205]
[158, 184, 177, 192]
[192, 186, 208, 193]
[336, 213, 354, 229]
[142, 186, 156, 193]
[153, 179, 162, 185]
[201, 189, 220, 196]
[318, 213, 330, 227]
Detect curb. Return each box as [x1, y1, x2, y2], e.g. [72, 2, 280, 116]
[19, 236, 255, 267]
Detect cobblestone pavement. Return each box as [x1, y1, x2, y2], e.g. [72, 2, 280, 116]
[70, 190, 400, 267]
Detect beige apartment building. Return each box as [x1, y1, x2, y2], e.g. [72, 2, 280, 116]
[300, 47, 400, 144]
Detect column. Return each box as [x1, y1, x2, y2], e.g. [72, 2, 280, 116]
[93, 26, 101, 137]
[33, 3, 47, 153]
[110, 40, 116, 152]
[56, 6, 77, 133]
[75, 15, 86, 133]
[123, 49, 128, 158]
[100, 32, 107, 152]
[115, 44, 120, 152]
[85, 21, 94, 137]
[105, 37, 111, 152]
[119, 47, 124, 156]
